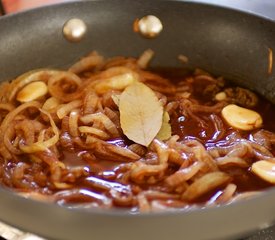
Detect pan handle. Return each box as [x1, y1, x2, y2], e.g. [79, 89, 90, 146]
[0, 0, 5, 16]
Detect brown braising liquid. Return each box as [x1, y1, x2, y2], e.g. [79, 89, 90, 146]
[59, 68, 275, 206]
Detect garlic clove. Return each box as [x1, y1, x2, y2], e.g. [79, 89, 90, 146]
[215, 92, 227, 101]
[251, 160, 275, 184]
[221, 104, 262, 131]
[17, 81, 48, 103]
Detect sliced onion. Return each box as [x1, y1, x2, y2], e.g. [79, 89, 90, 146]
[3, 124, 21, 154]
[87, 138, 140, 162]
[216, 157, 249, 168]
[216, 183, 237, 203]
[165, 162, 204, 187]
[69, 110, 79, 137]
[130, 162, 168, 184]
[20, 109, 59, 153]
[79, 126, 110, 140]
[137, 49, 154, 69]
[69, 53, 104, 74]
[143, 190, 179, 200]
[9, 69, 60, 101]
[56, 100, 82, 119]
[83, 92, 99, 115]
[81, 112, 119, 137]
[42, 97, 61, 112]
[0, 101, 41, 133]
[37, 129, 46, 143]
[48, 71, 83, 102]
[0, 103, 15, 112]
[152, 139, 169, 164]
[54, 182, 73, 189]
[137, 193, 151, 212]
[182, 172, 231, 201]
[128, 143, 146, 156]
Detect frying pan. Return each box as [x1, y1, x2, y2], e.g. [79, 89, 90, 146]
[0, 1, 275, 239]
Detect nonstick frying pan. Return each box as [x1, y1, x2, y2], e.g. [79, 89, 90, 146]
[1, 1, 275, 240]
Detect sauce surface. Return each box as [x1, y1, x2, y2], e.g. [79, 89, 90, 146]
[0, 53, 274, 212]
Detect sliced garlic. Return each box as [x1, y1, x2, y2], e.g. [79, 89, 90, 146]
[221, 104, 262, 131]
[17, 81, 48, 103]
[94, 72, 137, 94]
[251, 160, 275, 184]
[215, 92, 227, 101]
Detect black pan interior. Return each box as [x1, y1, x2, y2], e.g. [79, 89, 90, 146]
[0, 1, 275, 101]
[1, 1, 275, 240]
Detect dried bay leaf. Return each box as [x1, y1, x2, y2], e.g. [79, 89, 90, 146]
[156, 111, 172, 140]
[119, 82, 163, 147]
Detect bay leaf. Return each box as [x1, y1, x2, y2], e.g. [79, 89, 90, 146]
[119, 82, 163, 147]
[156, 111, 172, 140]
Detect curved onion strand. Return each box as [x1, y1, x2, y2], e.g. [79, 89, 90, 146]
[20, 109, 59, 153]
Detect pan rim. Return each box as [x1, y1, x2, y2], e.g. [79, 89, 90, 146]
[0, 0, 274, 217]
[0, 1, 275, 239]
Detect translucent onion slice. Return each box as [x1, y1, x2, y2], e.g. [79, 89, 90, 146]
[0, 101, 41, 132]
[165, 162, 205, 187]
[0, 103, 15, 112]
[81, 112, 119, 137]
[48, 71, 83, 102]
[20, 109, 59, 153]
[137, 49, 154, 69]
[216, 156, 249, 168]
[42, 97, 61, 112]
[69, 110, 79, 137]
[54, 182, 73, 189]
[182, 172, 231, 201]
[69, 53, 104, 74]
[216, 183, 237, 204]
[9, 69, 60, 101]
[56, 100, 82, 119]
[88, 138, 140, 162]
[130, 162, 168, 183]
[79, 126, 110, 140]
[3, 124, 21, 155]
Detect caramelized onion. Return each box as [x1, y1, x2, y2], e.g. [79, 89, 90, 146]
[79, 126, 110, 140]
[57, 100, 82, 119]
[0, 51, 274, 212]
[48, 71, 83, 102]
[165, 162, 204, 187]
[69, 52, 104, 74]
[182, 172, 232, 201]
[69, 110, 79, 137]
[81, 112, 119, 137]
[8, 69, 60, 101]
[20, 109, 59, 153]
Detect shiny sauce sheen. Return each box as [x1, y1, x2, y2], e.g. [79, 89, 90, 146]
[61, 69, 275, 206]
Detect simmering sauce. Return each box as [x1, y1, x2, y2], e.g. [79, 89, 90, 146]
[1, 56, 275, 211]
